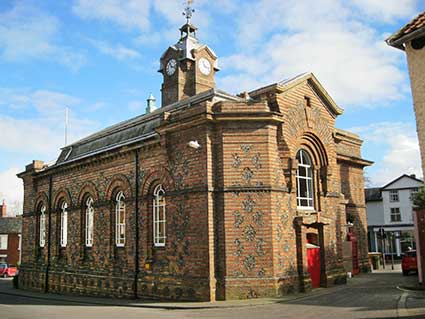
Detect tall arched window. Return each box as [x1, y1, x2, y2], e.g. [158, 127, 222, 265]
[39, 205, 46, 248]
[153, 185, 166, 247]
[60, 202, 68, 247]
[115, 191, 125, 247]
[85, 197, 94, 247]
[296, 149, 314, 209]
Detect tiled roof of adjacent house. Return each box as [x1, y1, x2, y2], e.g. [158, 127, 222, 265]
[386, 11, 425, 48]
[364, 188, 382, 202]
[0, 216, 22, 234]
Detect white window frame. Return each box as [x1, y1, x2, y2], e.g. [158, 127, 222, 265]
[296, 149, 315, 210]
[60, 202, 68, 248]
[153, 185, 166, 247]
[0, 234, 8, 250]
[389, 190, 399, 202]
[85, 197, 94, 247]
[390, 207, 401, 222]
[115, 192, 126, 247]
[39, 205, 46, 248]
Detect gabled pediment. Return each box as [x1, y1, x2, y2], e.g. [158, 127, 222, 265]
[249, 73, 343, 118]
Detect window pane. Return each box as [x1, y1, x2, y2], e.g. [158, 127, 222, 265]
[298, 166, 306, 177]
[299, 178, 308, 198]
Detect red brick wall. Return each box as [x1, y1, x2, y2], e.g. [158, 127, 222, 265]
[0, 233, 20, 265]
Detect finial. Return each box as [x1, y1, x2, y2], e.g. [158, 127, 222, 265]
[183, 0, 195, 24]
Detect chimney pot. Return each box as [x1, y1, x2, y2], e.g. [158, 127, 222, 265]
[0, 201, 7, 218]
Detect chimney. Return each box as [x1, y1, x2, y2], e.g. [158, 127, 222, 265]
[411, 174, 416, 179]
[0, 200, 6, 218]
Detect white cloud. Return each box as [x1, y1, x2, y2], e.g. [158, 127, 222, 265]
[88, 39, 141, 60]
[73, 0, 151, 32]
[351, 0, 419, 23]
[0, 89, 97, 156]
[0, 167, 23, 215]
[217, 0, 415, 107]
[0, 3, 86, 71]
[351, 122, 422, 186]
[0, 88, 100, 213]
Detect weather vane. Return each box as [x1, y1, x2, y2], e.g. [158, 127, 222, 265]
[183, 0, 195, 23]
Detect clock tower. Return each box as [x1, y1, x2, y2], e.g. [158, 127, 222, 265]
[159, 2, 219, 107]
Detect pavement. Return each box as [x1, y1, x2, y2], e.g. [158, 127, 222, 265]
[0, 265, 424, 319]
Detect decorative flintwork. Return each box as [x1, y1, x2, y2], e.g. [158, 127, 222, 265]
[256, 238, 265, 256]
[241, 144, 253, 153]
[242, 167, 254, 184]
[168, 150, 190, 190]
[252, 211, 263, 226]
[281, 213, 289, 225]
[278, 256, 284, 268]
[243, 255, 256, 271]
[234, 238, 244, 257]
[233, 211, 244, 228]
[242, 195, 255, 213]
[252, 153, 261, 170]
[257, 268, 266, 278]
[283, 240, 290, 253]
[244, 225, 256, 241]
[276, 224, 283, 242]
[232, 153, 242, 168]
[173, 202, 189, 242]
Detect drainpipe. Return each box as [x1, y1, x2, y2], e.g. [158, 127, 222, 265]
[45, 175, 53, 293]
[133, 150, 140, 299]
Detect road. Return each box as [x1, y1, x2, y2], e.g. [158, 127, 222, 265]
[0, 269, 424, 319]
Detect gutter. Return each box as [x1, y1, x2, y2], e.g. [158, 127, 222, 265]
[386, 28, 425, 51]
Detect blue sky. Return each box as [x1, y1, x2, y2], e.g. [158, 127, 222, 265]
[0, 0, 424, 214]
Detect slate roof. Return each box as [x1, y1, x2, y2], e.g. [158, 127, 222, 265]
[386, 11, 425, 49]
[0, 216, 22, 234]
[54, 89, 242, 167]
[364, 188, 382, 202]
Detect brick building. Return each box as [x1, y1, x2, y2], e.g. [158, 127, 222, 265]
[17, 12, 372, 301]
[0, 201, 22, 265]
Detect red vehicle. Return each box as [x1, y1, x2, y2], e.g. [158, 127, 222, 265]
[0, 264, 17, 278]
[402, 250, 417, 276]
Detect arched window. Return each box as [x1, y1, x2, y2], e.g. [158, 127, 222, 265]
[296, 149, 314, 209]
[153, 185, 166, 247]
[85, 197, 94, 247]
[60, 202, 68, 248]
[115, 191, 125, 247]
[39, 205, 46, 248]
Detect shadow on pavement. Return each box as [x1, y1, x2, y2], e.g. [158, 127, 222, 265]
[275, 272, 424, 314]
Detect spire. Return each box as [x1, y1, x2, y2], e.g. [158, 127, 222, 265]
[146, 93, 157, 114]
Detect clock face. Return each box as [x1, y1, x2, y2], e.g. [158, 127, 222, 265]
[166, 59, 177, 76]
[198, 58, 211, 75]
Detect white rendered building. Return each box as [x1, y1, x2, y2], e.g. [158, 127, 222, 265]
[365, 174, 423, 256]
